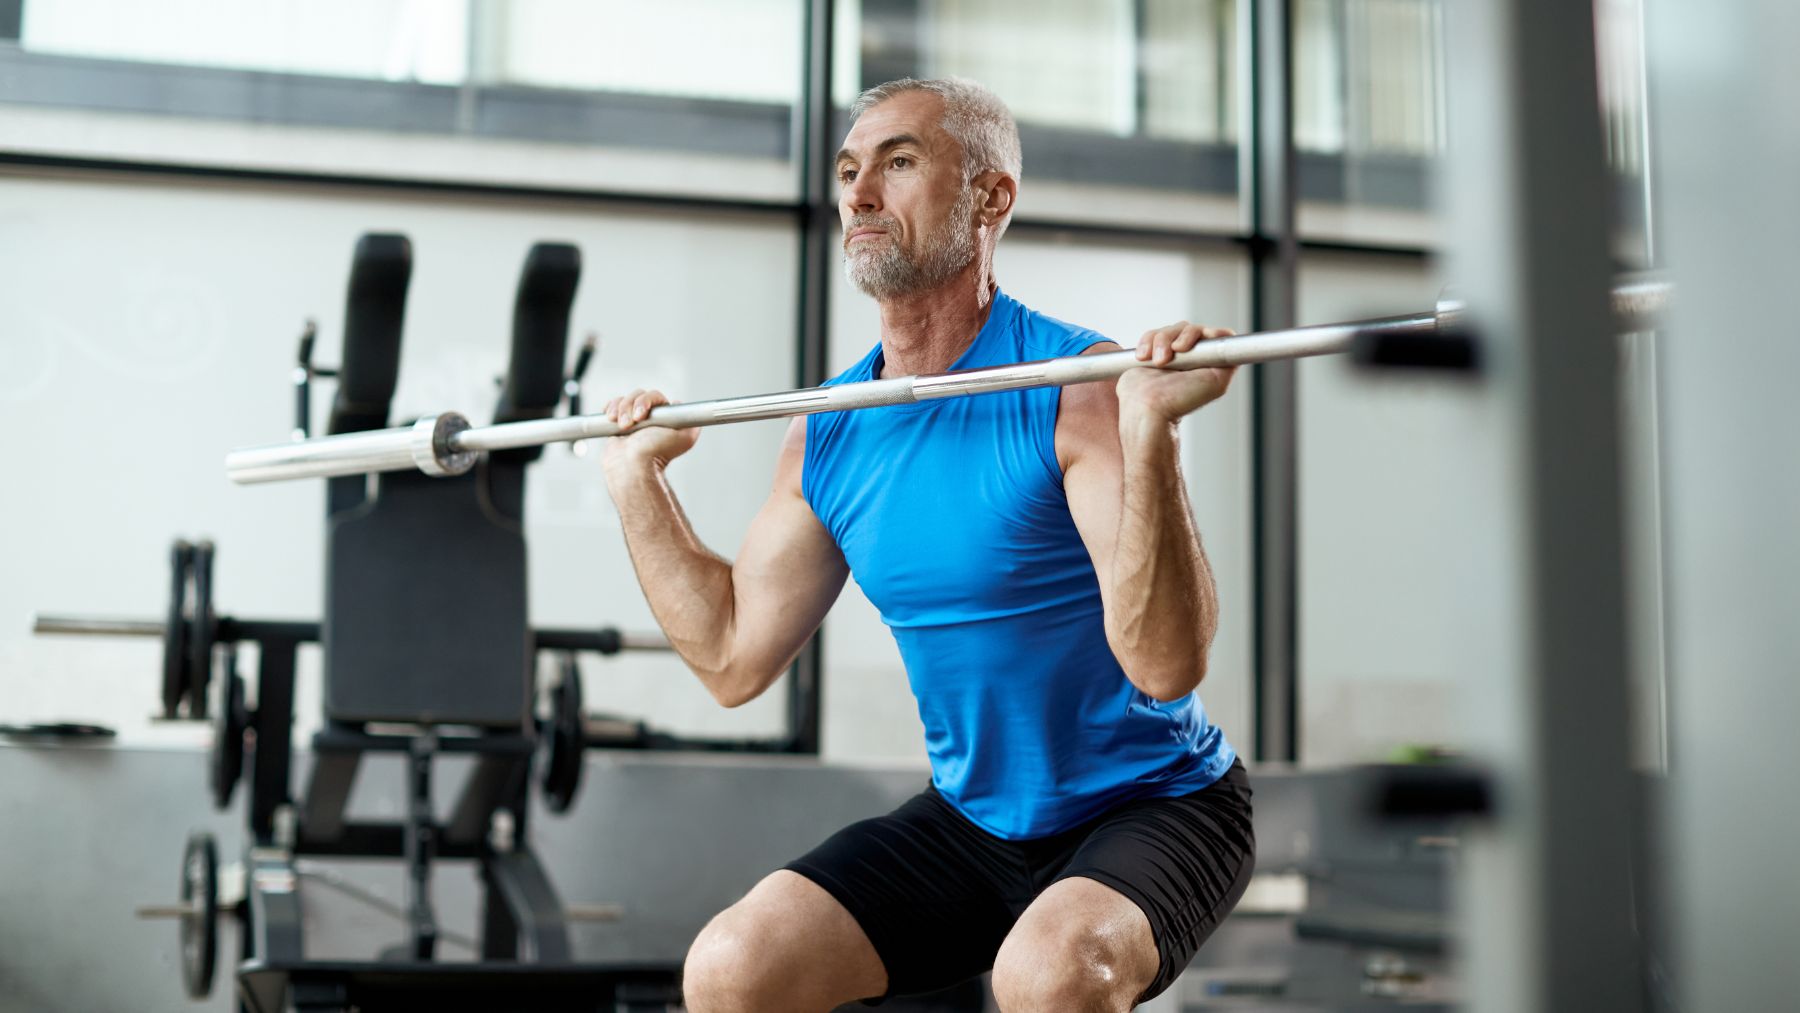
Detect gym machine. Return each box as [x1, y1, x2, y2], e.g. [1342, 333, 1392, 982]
[29, 234, 770, 1012]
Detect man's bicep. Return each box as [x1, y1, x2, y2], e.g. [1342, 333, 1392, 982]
[729, 419, 850, 676]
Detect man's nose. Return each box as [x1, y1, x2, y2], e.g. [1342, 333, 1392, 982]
[841, 173, 879, 214]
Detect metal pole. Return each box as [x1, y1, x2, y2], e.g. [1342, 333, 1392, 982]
[1442, 0, 1639, 1009]
[790, 0, 836, 757]
[1248, 0, 1301, 764]
[223, 282, 1667, 485]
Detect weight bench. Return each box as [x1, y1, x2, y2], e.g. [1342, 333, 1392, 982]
[224, 234, 679, 1012]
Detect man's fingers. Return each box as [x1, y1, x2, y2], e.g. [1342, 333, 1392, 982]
[1137, 322, 1186, 363]
[1137, 322, 1238, 366]
[1169, 323, 1207, 355]
[605, 389, 668, 430]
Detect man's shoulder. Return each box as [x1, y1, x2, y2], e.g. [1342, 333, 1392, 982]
[1004, 292, 1117, 358]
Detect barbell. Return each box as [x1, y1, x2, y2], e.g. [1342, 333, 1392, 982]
[224, 276, 1669, 485]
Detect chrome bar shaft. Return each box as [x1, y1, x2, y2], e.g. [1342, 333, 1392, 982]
[225, 277, 1668, 485]
[32, 614, 163, 637]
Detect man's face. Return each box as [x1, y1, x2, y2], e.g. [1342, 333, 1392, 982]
[835, 91, 979, 299]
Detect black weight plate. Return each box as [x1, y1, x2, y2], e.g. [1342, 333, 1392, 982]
[187, 541, 216, 720]
[178, 831, 218, 1000]
[161, 541, 194, 719]
[541, 654, 585, 814]
[210, 668, 246, 811]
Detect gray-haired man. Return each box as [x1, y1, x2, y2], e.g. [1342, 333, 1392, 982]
[603, 78, 1253, 1011]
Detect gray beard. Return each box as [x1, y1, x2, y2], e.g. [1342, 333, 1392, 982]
[844, 185, 979, 300]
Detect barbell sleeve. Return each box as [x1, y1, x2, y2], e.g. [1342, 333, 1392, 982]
[225, 276, 1668, 485]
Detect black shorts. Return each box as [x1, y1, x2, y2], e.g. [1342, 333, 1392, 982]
[784, 759, 1254, 1004]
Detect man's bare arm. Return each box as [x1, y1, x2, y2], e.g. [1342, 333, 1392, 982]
[604, 404, 847, 707]
[1059, 331, 1235, 701]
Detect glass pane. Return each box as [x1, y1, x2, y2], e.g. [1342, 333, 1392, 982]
[834, 0, 1242, 232]
[6, 0, 805, 201]
[1294, 0, 1651, 254]
[1293, 0, 1445, 246]
[1143, 0, 1239, 145]
[485, 0, 802, 104]
[21, 0, 469, 82]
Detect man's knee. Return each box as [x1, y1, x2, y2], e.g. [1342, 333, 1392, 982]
[683, 910, 781, 1013]
[991, 919, 1148, 1013]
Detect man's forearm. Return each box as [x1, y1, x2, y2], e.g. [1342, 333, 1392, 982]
[1108, 417, 1220, 700]
[604, 459, 745, 700]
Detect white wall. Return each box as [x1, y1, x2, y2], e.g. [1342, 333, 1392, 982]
[0, 169, 797, 748]
[1295, 251, 1457, 763]
[1295, 252, 1669, 766]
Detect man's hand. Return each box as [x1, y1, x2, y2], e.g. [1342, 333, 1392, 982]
[601, 389, 701, 471]
[1115, 322, 1239, 428]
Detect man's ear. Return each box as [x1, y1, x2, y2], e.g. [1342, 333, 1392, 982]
[974, 170, 1017, 227]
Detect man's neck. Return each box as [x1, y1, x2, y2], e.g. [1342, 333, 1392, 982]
[876, 261, 997, 378]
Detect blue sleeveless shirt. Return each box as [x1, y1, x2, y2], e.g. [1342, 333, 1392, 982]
[803, 290, 1237, 840]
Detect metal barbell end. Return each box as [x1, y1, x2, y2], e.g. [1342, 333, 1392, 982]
[224, 411, 477, 484]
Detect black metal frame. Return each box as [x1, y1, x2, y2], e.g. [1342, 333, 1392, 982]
[211, 616, 684, 1012]
[1247, 0, 1301, 763]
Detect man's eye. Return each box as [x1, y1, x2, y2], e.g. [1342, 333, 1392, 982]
[838, 168, 857, 183]
[890, 156, 911, 170]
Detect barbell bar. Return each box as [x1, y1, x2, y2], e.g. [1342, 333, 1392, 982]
[226, 275, 1670, 485]
[30, 612, 676, 653]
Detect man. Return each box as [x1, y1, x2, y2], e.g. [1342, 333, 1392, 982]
[601, 77, 1252, 1012]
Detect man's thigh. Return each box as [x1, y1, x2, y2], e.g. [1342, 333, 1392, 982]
[783, 786, 1022, 1000]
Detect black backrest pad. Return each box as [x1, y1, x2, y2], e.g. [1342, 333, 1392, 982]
[324, 466, 531, 727]
[491, 243, 581, 451]
[327, 233, 412, 436]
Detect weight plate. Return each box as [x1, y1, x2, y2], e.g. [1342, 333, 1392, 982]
[187, 541, 217, 720]
[210, 667, 246, 811]
[178, 832, 218, 1000]
[541, 654, 585, 814]
[161, 541, 194, 719]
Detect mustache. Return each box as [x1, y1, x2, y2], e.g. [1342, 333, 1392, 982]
[844, 215, 900, 243]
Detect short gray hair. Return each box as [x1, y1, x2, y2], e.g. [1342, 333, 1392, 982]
[850, 77, 1023, 185]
